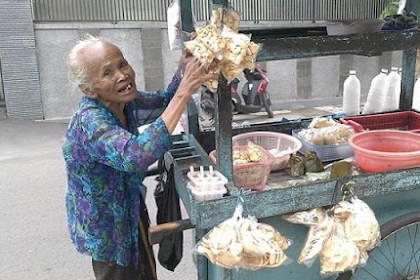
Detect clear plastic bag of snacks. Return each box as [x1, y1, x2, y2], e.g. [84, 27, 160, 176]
[195, 204, 292, 270]
[333, 197, 381, 264]
[195, 206, 243, 269]
[283, 196, 381, 276]
[283, 208, 326, 226]
[236, 216, 291, 270]
[284, 208, 334, 268]
[320, 219, 360, 276]
[211, 4, 241, 33]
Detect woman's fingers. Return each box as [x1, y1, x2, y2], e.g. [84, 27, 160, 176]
[184, 57, 201, 73]
[181, 58, 220, 91]
[179, 49, 194, 67]
[190, 31, 197, 40]
[206, 72, 219, 82]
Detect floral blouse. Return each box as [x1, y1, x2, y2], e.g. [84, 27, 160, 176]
[62, 75, 180, 266]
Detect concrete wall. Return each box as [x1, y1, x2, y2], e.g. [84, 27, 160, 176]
[33, 22, 403, 120]
[266, 51, 403, 109]
[34, 22, 184, 120]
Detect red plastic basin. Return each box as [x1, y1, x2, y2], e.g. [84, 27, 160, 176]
[348, 130, 420, 173]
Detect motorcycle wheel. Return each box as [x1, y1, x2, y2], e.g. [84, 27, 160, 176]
[262, 91, 274, 118]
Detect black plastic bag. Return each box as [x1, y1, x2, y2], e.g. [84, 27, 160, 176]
[154, 155, 183, 271]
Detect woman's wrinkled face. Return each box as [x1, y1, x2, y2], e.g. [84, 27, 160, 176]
[80, 41, 137, 110]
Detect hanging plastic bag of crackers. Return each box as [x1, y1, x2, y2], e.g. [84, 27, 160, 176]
[195, 205, 244, 269]
[286, 208, 361, 276]
[195, 204, 292, 270]
[211, 4, 241, 33]
[333, 197, 381, 265]
[237, 215, 292, 270]
[220, 31, 261, 82]
[183, 25, 225, 90]
[319, 218, 360, 276]
[283, 208, 334, 268]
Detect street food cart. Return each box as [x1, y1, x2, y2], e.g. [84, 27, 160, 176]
[150, 1, 420, 279]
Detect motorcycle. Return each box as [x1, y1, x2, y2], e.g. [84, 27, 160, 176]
[199, 66, 274, 128]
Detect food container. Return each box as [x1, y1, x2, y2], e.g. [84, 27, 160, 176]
[232, 131, 302, 171]
[187, 168, 228, 191]
[326, 20, 384, 35]
[340, 111, 420, 133]
[209, 145, 275, 190]
[187, 167, 228, 201]
[292, 129, 354, 162]
[348, 130, 420, 173]
[187, 183, 227, 201]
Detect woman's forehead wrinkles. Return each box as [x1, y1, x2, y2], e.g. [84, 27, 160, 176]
[79, 41, 127, 78]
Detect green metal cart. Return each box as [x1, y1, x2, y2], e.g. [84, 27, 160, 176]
[150, 1, 420, 279]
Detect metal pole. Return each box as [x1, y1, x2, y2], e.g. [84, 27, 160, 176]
[405, 0, 420, 17]
[179, 0, 200, 134]
[215, 75, 233, 182]
[180, 0, 195, 33]
[400, 48, 417, 110]
[311, 0, 316, 22]
[195, 228, 208, 280]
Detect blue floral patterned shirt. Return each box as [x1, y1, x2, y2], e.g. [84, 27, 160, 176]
[62, 75, 180, 266]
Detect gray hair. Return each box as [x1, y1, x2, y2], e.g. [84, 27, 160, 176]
[67, 34, 107, 88]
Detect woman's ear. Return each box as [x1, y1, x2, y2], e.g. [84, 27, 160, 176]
[79, 84, 97, 99]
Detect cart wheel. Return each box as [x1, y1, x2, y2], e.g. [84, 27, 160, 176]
[337, 211, 420, 280]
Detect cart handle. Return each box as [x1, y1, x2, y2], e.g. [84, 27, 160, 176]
[148, 219, 195, 245]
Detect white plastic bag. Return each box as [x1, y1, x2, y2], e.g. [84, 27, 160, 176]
[167, 0, 182, 51]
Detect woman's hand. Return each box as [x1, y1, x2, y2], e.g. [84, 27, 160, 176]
[178, 58, 219, 96]
[178, 49, 194, 73]
[161, 58, 218, 134]
[177, 31, 197, 74]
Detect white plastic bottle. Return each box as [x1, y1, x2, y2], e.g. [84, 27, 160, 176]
[362, 69, 390, 114]
[383, 67, 401, 112]
[413, 77, 420, 111]
[343, 70, 361, 116]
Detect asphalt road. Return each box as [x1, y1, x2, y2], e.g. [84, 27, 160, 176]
[0, 119, 196, 280]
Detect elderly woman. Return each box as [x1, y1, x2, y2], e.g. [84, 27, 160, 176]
[62, 35, 216, 280]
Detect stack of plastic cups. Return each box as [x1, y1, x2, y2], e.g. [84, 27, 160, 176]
[413, 76, 420, 111]
[383, 67, 401, 112]
[362, 69, 390, 114]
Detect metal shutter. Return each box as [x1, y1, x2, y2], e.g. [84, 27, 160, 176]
[0, 0, 43, 120]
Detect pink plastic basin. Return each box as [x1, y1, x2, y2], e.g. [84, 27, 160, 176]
[348, 130, 420, 173]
